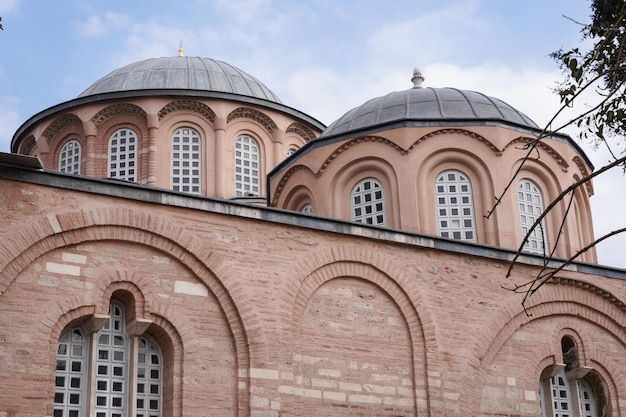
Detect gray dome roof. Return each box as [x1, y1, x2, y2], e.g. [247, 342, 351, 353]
[78, 56, 282, 103]
[320, 87, 539, 139]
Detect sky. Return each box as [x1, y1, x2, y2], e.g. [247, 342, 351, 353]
[0, 0, 625, 269]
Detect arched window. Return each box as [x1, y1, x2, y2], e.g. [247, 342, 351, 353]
[286, 148, 297, 157]
[517, 179, 547, 254]
[351, 178, 385, 226]
[59, 140, 81, 174]
[95, 302, 130, 416]
[171, 127, 201, 194]
[435, 170, 476, 241]
[108, 129, 138, 181]
[53, 302, 163, 417]
[301, 204, 314, 215]
[136, 336, 163, 417]
[234, 135, 260, 196]
[539, 336, 602, 417]
[54, 327, 88, 417]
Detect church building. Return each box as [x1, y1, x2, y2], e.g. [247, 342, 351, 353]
[1, 51, 625, 417]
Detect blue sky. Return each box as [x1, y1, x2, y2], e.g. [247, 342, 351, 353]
[1, 0, 625, 269]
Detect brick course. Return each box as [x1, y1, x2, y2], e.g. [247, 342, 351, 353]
[1, 176, 625, 416]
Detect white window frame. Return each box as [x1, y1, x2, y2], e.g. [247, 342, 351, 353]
[234, 135, 260, 196]
[517, 179, 547, 254]
[171, 127, 201, 194]
[108, 129, 138, 181]
[435, 170, 476, 241]
[351, 178, 386, 226]
[54, 302, 163, 417]
[54, 327, 88, 417]
[59, 140, 81, 174]
[540, 369, 598, 417]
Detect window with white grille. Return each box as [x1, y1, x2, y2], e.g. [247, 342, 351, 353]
[136, 336, 163, 417]
[540, 370, 598, 417]
[54, 327, 88, 417]
[301, 204, 314, 215]
[171, 128, 201, 194]
[54, 302, 163, 417]
[95, 302, 129, 417]
[435, 170, 476, 241]
[108, 129, 138, 181]
[59, 140, 81, 174]
[351, 178, 385, 226]
[517, 179, 547, 254]
[234, 135, 260, 196]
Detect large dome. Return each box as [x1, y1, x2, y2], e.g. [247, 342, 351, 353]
[320, 87, 539, 139]
[78, 56, 282, 103]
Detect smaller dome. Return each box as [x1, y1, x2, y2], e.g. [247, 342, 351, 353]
[320, 87, 539, 139]
[78, 56, 282, 103]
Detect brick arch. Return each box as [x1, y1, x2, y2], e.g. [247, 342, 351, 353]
[42, 114, 83, 144]
[0, 208, 250, 376]
[408, 128, 501, 155]
[466, 282, 626, 413]
[475, 281, 626, 368]
[501, 136, 570, 171]
[317, 135, 406, 176]
[270, 164, 317, 206]
[286, 122, 316, 142]
[101, 278, 147, 320]
[227, 107, 277, 134]
[91, 103, 147, 129]
[531, 336, 622, 416]
[573, 155, 594, 195]
[47, 292, 188, 417]
[19, 135, 37, 156]
[281, 246, 438, 416]
[157, 99, 216, 123]
[49, 304, 98, 346]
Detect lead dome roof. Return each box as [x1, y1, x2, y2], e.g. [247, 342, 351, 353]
[78, 56, 282, 103]
[319, 87, 539, 139]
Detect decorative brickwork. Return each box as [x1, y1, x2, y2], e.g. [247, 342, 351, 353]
[227, 107, 277, 133]
[407, 128, 501, 155]
[0, 175, 624, 416]
[19, 135, 36, 155]
[42, 114, 82, 143]
[91, 103, 147, 128]
[503, 136, 570, 171]
[158, 100, 216, 122]
[286, 122, 316, 142]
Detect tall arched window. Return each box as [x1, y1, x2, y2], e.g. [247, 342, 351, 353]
[108, 129, 138, 182]
[234, 135, 260, 196]
[59, 140, 81, 174]
[53, 302, 163, 417]
[351, 178, 385, 226]
[54, 327, 88, 417]
[435, 170, 476, 241]
[171, 127, 201, 194]
[136, 336, 163, 417]
[517, 179, 547, 254]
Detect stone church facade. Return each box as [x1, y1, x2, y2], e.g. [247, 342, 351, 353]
[1, 55, 625, 417]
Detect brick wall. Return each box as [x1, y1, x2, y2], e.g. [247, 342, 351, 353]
[1, 177, 625, 416]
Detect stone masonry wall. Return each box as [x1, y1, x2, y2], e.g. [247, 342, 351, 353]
[0, 177, 625, 416]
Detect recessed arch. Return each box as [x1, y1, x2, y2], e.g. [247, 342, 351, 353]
[157, 100, 216, 123]
[331, 157, 400, 227]
[227, 107, 277, 134]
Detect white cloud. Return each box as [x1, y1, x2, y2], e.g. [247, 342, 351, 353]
[367, 0, 488, 67]
[0, 0, 22, 15]
[74, 12, 132, 38]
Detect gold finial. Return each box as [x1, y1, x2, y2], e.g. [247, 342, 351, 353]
[178, 41, 185, 57]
